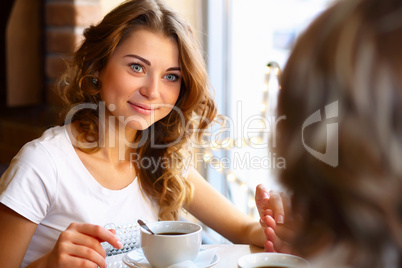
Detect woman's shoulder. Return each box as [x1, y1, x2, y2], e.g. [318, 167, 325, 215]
[1, 125, 78, 204]
[0, 126, 70, 218]
[22, 125, 70, 153]
[11, 125, 72, 170]
[33, 125, 68, 144]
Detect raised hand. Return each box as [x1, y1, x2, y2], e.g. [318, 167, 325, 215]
[255, 184, 294, 253]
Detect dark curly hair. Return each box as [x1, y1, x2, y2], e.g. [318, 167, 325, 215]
[276, 0, 402, 266]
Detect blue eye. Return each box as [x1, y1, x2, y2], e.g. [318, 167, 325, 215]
[165, 74, 179, 81]
[130, 64, 143, 72]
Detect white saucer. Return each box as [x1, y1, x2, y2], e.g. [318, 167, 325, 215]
[238, 252, 309, 268]
[123, 248, 219, 268]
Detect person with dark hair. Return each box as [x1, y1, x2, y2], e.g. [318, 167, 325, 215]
[256, 0, 402, 267]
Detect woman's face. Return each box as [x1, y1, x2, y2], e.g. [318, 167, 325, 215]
[99, 28, 182, 131]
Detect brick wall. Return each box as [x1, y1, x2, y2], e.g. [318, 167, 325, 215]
[45, 0, 103, 105]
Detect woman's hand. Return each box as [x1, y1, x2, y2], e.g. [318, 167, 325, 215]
[255, 184, 294, 253]
[40, 223, 122, 268]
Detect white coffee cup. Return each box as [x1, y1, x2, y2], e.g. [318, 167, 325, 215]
[238, 252, 310, 268]
[140, 221, 202, 268]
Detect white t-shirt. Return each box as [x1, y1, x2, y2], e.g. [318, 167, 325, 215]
[0, 126, 158, 267]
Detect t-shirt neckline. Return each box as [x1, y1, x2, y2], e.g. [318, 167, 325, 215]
[62, 125, 137, 195]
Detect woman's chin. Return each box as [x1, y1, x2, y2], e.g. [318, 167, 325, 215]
[126, 122, 152, 131]
[116, 115, 152, 130]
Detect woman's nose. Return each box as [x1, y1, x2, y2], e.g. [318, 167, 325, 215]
[139, 76, 160, 99]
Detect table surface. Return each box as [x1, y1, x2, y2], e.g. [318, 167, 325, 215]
[105, 244, 264, 268]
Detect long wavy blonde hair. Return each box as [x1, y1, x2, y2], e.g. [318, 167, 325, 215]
[57, 0, 216, 220]
[276, 0, 402, 266]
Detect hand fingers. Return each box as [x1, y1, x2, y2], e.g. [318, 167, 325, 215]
[264, 227, 278, 251]
[60, 242, 106, 268]
[255, 185, 286, 224]
[53, 232, 106, 268]
[264, 240, 275, 252]
[261, 215, 276, 230]
[262, 215, 295, 243]
[255, 184, 270, 217]
[68, 258, 99, 268]
[255, 184, 273, 218]
[69, 223, 123, 250]
[49, 223, 123, 268]
[268, 190, 285, 224]
[60, 230, 107, 258]
[265, 227, 293, 254]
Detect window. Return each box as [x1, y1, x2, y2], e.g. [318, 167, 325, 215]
[204, 0, 335, 222]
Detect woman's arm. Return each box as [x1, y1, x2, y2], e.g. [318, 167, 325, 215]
[0, 203, 123, 268]
[0, 203, 37, 268]
[184, 168, 265, 247]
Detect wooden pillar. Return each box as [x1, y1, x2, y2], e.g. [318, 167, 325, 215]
[0, 0, 15, 107]
[6, 0, 43, 107]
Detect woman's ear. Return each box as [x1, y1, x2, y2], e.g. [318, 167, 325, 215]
[92, 71, 100, 88]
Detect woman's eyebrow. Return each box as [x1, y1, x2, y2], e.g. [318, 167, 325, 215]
[167, 67, 181, 72]
[125, 54, 180, 71]
[124, 54, 151, 66]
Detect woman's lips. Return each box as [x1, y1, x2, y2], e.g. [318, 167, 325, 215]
[128, 102, 155, 115]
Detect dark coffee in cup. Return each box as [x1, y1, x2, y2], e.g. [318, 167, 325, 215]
[156, 232, 187, 235]
[255, 266, 290, 268]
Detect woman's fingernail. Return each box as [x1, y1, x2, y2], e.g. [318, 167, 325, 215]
[266, 209, 273, 216]
[117, 240, 123, 249]
[277, 215, 284, 224]
[262, 192, 269, 199]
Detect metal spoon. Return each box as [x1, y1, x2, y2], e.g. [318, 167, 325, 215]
[137, 219, 155, 235]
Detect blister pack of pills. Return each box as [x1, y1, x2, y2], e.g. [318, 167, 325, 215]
[102, 222, 141, 256]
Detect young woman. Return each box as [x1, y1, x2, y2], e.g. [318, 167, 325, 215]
[0, 0, 268, 267]
[257, 0, 402, 266]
